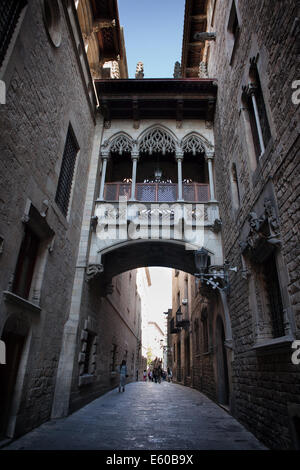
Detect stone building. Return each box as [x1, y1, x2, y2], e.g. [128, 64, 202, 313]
[0, 0, 140, 439]
[168, 0, 300, 450]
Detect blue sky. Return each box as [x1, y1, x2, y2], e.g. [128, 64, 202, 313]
[118, 0, 186, 78]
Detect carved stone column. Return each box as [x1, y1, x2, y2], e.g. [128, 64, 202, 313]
[176, 148, 184, 202]
[245, 82, 265, 156]
[98, 150, 109, 201]
[205, 150, 217, 202]
[130, 144, 139, 201]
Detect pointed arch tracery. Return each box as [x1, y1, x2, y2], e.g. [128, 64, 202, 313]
[138, 127, 177, 155]
[181, 132, 212, 156]
[108, 133, 133, 155]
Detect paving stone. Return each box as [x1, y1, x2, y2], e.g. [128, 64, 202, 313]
[2, 382, 267, 450]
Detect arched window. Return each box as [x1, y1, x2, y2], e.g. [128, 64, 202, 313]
[230, 162, 240, 210]
[242, 59, 271, 163]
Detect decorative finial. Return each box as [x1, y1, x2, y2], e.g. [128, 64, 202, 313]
[173, 61, 181, 78]
[135, 61, 144, 79]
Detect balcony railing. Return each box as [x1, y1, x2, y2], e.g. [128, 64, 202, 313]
[104, 182, 210, 203]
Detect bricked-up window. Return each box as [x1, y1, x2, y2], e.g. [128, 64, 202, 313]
[0, 0, 27, 68]
[55, 125, 79, 217]
[261, 252, 285, 338]
[12, 227, 40, 300]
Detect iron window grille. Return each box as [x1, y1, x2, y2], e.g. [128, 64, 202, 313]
[0, 0, 27, 68]
[55, 125, 79, 217]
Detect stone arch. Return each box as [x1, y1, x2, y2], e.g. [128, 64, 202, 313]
[98, 238, 203, 282]
[181, 131, 214, 156]
[137, 125, 178, 155]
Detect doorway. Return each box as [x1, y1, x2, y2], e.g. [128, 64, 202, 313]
[0, 330, 25, 438]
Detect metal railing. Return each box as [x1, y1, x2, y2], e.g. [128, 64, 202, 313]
[104, 182, 210, 203]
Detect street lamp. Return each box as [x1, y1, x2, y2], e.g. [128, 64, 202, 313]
[194, 248, 210, 282]
[194, 249, 237, 292]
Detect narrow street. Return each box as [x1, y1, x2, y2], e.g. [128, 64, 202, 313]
[2, 382, 266, 451]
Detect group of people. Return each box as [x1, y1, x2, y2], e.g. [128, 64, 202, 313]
[118, 359, 173, 393]
[142, 366, 172, 383]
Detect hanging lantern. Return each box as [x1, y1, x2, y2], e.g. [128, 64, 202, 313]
[194, 248, 210, 273]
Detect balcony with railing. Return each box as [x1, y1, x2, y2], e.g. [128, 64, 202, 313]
[104, 182, 210, 203]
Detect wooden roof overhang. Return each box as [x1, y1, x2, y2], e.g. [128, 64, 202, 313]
[95, 78, 217, 121]
[90, 0, 122, 62]
[181, 0, 208, 78]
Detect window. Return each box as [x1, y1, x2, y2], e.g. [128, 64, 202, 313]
[227, 0, 240, 63]
[250, 63, 271, 151]
[42, 0, 62, 48]
[261, 252, 285, 338]
[243, 61, 271, 162]
[12, 227, 40, 300]
[230, 162, 240, 210]
[228, 1, 239, 39]
[83, 333, 95, 374]
[55, 125, 79, 217]
[0, 0, 27, 68]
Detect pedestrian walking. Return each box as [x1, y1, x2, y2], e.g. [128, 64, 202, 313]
[118, 359, 128, 392]
[157, 365, 162, 384]
[167, 367, 173, 382]
[143, 369, 147, 381]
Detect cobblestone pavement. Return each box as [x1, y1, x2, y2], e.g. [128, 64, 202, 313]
[3, 382, 267, 450]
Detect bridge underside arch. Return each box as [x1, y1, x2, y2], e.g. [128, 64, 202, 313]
[96, 240, 200, 285]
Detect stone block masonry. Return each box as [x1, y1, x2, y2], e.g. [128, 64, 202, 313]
[0, 0, 95, 437]
[207, 0, 300, 449]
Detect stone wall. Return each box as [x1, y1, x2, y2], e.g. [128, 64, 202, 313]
[69, 270, 142, 413]
[207, 0, 300, 449]
[0, 0, 95, 437]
